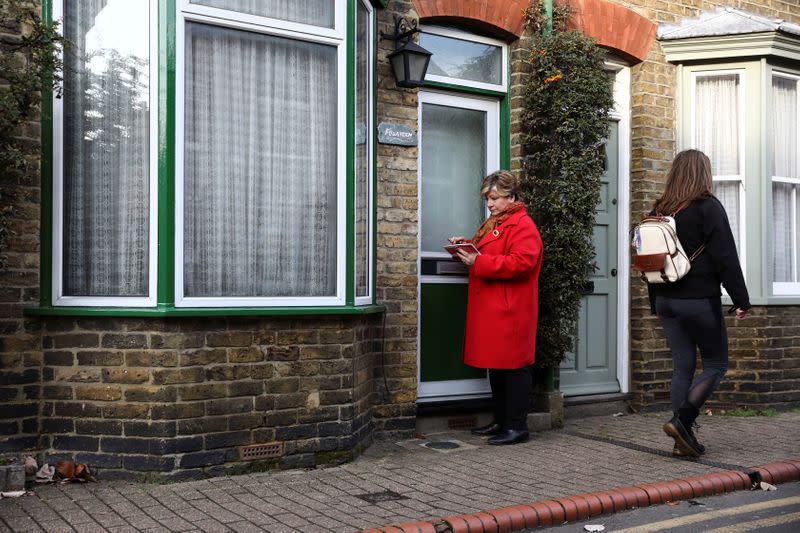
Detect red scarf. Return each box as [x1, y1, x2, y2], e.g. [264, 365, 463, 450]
[471, 201, 526, 245]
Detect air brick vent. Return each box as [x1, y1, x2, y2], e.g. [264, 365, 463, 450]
[447, 416, 477, 430]
[239, 442, 282, 460]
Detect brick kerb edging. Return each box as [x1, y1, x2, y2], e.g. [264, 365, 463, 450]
[362, 459, 800, 533]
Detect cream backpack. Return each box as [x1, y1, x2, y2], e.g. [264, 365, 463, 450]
[631, 208, 705, 284]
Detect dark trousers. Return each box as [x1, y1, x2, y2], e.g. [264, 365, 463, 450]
[655, 296, 728, 415]
[489, 368, 532, 431]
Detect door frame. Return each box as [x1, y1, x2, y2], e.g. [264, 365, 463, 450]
[608, 59, 631, 395]
[416, 90, 501, 402]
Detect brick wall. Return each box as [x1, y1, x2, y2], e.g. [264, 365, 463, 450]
[35, 315, 380, 480]
[0, 5, 45, 453]
[372, 0, 421, 435]
[617, 0, 800, 410]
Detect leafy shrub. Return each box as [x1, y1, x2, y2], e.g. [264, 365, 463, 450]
[0, 0, 63, 264]
[520, 1, 614, 369]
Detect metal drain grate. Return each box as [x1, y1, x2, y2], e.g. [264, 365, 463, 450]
[356, 490, 408, 504]
[424, 441, 462, 450]
[448, 416, 477, 430]
[239, 442, 282, 460]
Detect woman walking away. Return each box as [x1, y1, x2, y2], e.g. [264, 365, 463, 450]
[648, 149, 750, 457]
[448, 171, 543, 445]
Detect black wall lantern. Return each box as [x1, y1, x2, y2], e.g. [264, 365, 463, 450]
[382, 17, 432, 88]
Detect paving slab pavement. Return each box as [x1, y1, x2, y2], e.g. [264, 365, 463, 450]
[0, 411, 798, 532]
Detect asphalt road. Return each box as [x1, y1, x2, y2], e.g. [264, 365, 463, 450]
[540, 481, 800, 532]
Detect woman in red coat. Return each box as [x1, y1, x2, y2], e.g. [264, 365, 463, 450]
[449, 171, 543, 445]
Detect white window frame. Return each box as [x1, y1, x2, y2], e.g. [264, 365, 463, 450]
[179, 0, 345, 40]
[175, 1, 347, 307]
[355, 0, 374, 306]
[689, 69, 747, 276]
[771, 71, 800, 296]
[416, 90, 501, 266]
[419, 25, 508, 93]
[51, 0, 159, 307]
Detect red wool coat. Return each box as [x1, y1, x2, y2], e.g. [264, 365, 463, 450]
[462, 209, 543, 369]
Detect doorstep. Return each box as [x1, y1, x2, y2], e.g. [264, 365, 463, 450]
[564, 392, 633, 419]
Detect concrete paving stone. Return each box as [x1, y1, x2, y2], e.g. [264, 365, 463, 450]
[189, 501, 243, 523]
[173, 490, 207, 500]
[105, 526, 141, 533]
[91, 512, 129, 528]
[273, 512, 313, 528]
[108, 501, 141, 517]
[192, 518, 232, 532]
[143, 505, 180, 520]
[307, 515, 350, 530]
[54, 508, 101, 526]
[296, 524, 339, 533]
[124, 514, 160, 529]
[225, 520, 275, 532]
[157, 516, 196, 531]
[68, 523, 109, 533]
[45, 498, 83, 512]
[197, 490, 238, 504]
[31, 521, 75, 533]
[1, 517, 44, 533]
[220, 501, 277, 522]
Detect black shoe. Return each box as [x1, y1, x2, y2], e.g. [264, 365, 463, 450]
[672, 441, 706, 457]
[471, 422, 502, 436]
[663, 416, 702, 457]
[488, 429, 529, 445]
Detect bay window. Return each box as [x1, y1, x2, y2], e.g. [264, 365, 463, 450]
[771, 73, 800, 295]
[53, 0, 158, 306]
[666, 24, 800, 303]
[691, 71, 745, 257]
[47, 0, 376, 311]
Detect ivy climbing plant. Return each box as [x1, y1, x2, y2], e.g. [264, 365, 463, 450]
[520, 1, 614, 370]
[0, 0, 63, 264]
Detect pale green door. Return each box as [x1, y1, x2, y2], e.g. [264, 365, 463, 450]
[560, 121, 620, 395]
[418, 91, 499, 401]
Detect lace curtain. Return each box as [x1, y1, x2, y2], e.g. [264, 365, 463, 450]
[183, 22, 337, 298]
[62, 0, 150, 297]
[695, 74, 740, 251]
[772, 77, 799, 283]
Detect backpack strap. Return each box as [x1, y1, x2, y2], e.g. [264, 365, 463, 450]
[689, 243, 705, 262]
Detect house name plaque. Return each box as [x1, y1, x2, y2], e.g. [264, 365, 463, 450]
[378, 122, 417, 146]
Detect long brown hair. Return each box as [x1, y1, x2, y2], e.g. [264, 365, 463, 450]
[653, 149, 713, 214]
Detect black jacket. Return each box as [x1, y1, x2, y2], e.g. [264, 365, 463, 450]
[647, 196, 751, 314]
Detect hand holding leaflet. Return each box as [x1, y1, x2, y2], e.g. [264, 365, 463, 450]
[443, 242, 480, 259]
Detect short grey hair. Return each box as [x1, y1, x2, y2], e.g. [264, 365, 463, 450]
[480, 170, 519, 200]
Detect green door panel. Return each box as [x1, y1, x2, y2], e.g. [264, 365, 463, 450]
[560, 120, 620, 396]
[420, 283, 484, 382]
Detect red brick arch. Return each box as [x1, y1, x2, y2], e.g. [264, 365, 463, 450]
[412, 0, 530, 41]
[567, 0, 656, 64]
[412, 0, 656, 63]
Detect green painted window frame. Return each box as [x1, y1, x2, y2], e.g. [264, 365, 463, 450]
[32, 0, 384, 317]
[678, 58, 800, 305]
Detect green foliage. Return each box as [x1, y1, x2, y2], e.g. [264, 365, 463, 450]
[0, 0, 63, 263]
[520, 1, 614, 368]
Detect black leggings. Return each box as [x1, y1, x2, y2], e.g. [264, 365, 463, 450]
[655, 296, 728, 414]
[489, 368, 532, 431]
